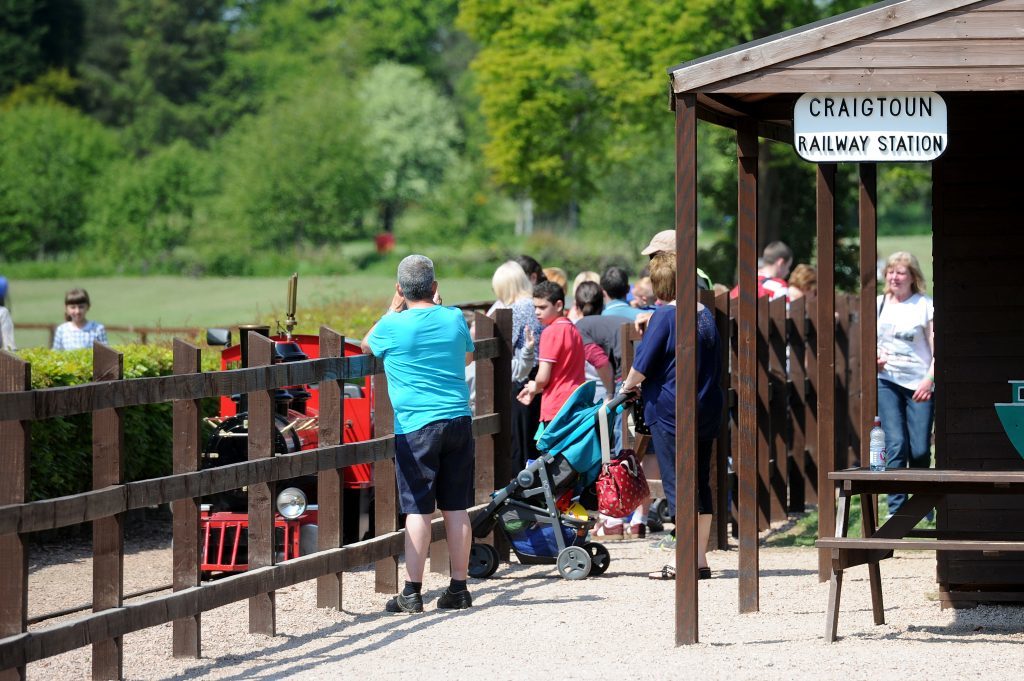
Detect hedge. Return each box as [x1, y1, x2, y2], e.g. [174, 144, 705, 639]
[16, 345, 219, 502]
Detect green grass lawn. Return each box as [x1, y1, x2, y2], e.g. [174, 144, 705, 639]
[8, 275, 495, 348]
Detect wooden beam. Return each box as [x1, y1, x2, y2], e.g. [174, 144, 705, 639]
[491, 308, 515, 562]
[769, 296, 789, 520]
[736, 118, 760, 614]
[246, 332, 275, 637]
[859, 164, 879, 465]
[0, 352, 29, 681]
[171, 340, 202, 659]
[788, 298, 809, 513]
[816, 164, 838, 583]
[757, 295, 772, 529]
[669, 0, 980, 92]
[317, 327, 345, 610]
[674, 91, 699, 645]
[92, 343, 124, 680]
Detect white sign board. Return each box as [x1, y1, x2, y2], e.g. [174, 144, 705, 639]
[793, 92, 947, 163]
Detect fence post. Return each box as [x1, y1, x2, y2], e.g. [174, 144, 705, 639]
[769, 296, 789, 520]
[373, 367, 399, 594]
[756, 295, 771, 529]
[172, 340, 202, 658]
[247, 332, 276, 636]
[491, 309, 514, 561]
[471, 313, 496, 558]
[318, 327, 345, 609]
[92, 343, 125, 680]
[788, 297, 808, 513]
[0, 352, 29, 681]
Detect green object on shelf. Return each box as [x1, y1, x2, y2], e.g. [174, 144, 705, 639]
[994, 380, 1024, 461]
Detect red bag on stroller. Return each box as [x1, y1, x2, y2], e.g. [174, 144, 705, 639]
[594, 400, 650, 517]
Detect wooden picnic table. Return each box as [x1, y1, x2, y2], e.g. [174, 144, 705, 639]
[816, 468, 1024, 642]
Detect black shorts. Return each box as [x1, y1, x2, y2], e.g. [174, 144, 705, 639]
[394, 416, 475, 514]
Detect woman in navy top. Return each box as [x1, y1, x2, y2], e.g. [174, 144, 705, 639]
[621, 252, 723, 580]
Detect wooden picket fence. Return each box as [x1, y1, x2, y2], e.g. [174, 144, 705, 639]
[0, 310, 514, 680]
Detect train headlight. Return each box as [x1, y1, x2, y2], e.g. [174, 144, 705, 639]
[276, 487, 307, 519]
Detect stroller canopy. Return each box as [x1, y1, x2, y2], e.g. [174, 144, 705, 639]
[536, 380, 620, 485]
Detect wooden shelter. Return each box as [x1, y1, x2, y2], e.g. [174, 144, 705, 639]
[665, 0, 1024, 644]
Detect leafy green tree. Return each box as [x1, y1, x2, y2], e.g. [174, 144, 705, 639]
[0, 103, 120, 260]
[357, 62, 461, 232]
[213, 80, 378, 254]
[0, 0, 84, 96]
[77, 0, 233, 150]
[82, 140, 217, 270]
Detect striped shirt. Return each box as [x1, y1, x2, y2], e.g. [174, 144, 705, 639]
[52, 321, 108, 350]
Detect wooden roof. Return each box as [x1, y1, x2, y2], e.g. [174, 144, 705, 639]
[666, 0, 1024, 140]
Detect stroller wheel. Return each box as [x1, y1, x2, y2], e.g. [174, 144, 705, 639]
[556, 546, 592, 580]
[468, 542, 499, 579]
[583, 542, 610, 576]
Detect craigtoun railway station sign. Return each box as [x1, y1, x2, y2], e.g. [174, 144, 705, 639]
[793, 92, 948, 163]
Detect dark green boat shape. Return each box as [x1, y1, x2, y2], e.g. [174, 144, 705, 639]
[994, 380, 1024, 460]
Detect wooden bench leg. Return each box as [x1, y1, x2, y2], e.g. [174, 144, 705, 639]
[860, 492, 885, 626]
[826, 569, 843, 642]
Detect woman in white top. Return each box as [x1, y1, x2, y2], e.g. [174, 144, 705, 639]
[876, 251, 934, 515]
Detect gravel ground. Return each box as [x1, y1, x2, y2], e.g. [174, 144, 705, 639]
[26, 524, 1024, 680]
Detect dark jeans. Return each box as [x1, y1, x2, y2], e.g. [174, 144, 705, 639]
[511, 379, 541, 470]
[877, 378, 934, 514]
[650, 422, 714, 516]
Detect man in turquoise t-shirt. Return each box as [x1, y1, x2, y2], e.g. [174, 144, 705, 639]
[361, 255, 476, 614]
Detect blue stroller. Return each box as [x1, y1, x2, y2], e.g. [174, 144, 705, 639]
[468, 381, 632, 580]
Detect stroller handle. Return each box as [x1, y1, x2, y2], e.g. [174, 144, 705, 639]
[604, 390, 637, 413]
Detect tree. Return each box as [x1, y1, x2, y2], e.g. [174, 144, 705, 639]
[0, 0, 84, 96]
[213, 80, 378, 253]
[82, 140, 217, 270]
[0, 103, 120, 260]
[357, 62, 461, 232]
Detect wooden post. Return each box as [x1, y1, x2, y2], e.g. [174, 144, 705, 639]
[859, 164, 878, 464]
[673, 91, 699, 645]
[788, 297, 808, 513]
[317, 327, 345, 609]
[373, 371, 399, 594]
[92, 343, 124, 680]
[247, 332, 276, 635]
[702, 289, 731, 551]
[769, 296, 788, 519]
[847, 294, 862, 468]
[805, 297, 819, 506]
[816, 163, 838, 582]
[492, 308, 514, 562]
[0, 352, 29, 681]
[736, 119, 760, 614]
[172, 340, 202, 658]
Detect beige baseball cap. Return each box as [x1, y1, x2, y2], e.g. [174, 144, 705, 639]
[641, 229, 675, 255]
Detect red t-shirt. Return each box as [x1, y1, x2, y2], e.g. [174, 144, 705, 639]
[538, 317, 586, 422]
[729, 274, 789, 301]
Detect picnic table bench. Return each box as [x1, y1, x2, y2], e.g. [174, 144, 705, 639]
[816, 468, 1024, 642]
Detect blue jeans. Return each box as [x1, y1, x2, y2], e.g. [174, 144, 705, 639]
[877, 378, 934, 514]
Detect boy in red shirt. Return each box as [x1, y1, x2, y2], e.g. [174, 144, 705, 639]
[516, 280, 586, 423]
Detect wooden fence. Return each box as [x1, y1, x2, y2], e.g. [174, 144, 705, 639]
[17, 323, 204, 347]
[0, 292, 869, 678]
[0, 310, 514, 680]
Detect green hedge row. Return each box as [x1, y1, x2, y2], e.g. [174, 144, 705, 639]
[17, 345, 219, 502]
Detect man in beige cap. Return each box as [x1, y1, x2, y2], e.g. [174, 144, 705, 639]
[640, 229, 712, 290]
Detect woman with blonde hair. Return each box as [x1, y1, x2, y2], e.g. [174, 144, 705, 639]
[876, 251, 934, 516]
[787, 264, 817, 301]
[488, 261, 544, 468]
[567, 270, 600, 321]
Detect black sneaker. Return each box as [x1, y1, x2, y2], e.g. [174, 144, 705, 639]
[436, 588, 472, 610]
[385, 592, 423, 614]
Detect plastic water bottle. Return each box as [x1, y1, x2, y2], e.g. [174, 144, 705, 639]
[869, 416, 886, 471]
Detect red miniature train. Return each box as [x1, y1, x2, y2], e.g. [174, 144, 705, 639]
[200, 326, 374, 574]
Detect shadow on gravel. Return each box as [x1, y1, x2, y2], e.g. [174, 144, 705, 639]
[161, 578, 600, 681]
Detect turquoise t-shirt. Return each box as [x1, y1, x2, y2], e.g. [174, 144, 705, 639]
[366, 305, 474, 434]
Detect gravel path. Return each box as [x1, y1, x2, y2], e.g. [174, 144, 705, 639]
[26, 527, 1024, 680]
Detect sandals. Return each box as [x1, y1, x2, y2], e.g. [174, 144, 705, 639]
[647, 565, 713, 580]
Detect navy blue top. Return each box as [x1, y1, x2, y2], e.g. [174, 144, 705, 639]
[631, 304, 723, 440]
